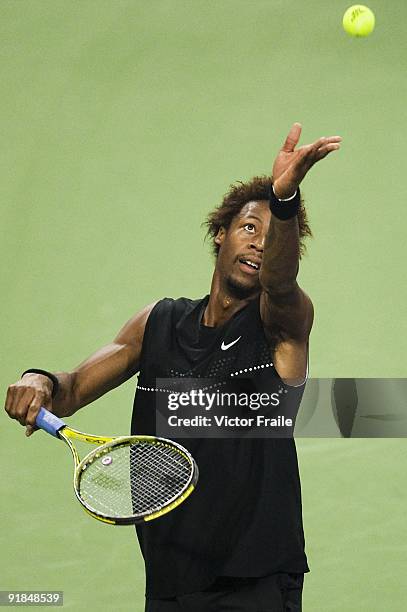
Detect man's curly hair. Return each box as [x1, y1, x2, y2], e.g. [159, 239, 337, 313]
[204, 175, 312, 258]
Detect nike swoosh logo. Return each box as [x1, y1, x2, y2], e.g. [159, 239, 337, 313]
[221, 336, 241, 351]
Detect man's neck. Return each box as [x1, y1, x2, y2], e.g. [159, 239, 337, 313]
[202, 273, 258, 327]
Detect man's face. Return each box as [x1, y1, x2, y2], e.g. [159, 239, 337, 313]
[215, 200, 271, 299]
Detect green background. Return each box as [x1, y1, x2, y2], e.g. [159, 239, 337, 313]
[1, 1, 406, 610]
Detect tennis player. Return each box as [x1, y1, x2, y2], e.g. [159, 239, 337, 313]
[5, 123, 341, 611]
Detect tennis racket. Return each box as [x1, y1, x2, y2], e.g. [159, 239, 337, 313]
[35, 407, 198, 525]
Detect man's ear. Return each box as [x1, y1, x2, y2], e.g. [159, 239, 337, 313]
[215, 226, 226, 246]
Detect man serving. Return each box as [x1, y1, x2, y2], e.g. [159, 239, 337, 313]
[5, 123, 341, 611]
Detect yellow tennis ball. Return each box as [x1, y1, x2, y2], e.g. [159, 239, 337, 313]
[343, 5, 375, 37]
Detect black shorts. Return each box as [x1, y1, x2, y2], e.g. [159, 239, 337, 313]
[145, 573, 304, 612]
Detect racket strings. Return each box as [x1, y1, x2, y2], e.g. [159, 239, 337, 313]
[78, 441, 193, 519]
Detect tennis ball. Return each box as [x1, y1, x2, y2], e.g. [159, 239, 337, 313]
[343, 5, 375, 37]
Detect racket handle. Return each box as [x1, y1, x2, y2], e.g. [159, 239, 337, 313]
[36, 407, 66, 437]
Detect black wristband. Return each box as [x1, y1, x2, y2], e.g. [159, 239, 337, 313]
[268, 183, 301, 220]
[21, 369, 60, 398]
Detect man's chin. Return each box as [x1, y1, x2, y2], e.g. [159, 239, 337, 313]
[225, 275, 260, 300]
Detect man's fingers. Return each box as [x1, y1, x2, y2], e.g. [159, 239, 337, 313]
[25, 395, 47, 428]
[322, 142, 341, 152]
[8, 385, 26, 414]
[310, 135, 342, 152]
[281, 122, 302, 153]
[5, 376, 54, 436]
[13, 388, 35, 426]
[315, 142, 341, 160]
[26, 424, 38, 437]
[25, 396, 51, 437]
[299, 140, 341, 165]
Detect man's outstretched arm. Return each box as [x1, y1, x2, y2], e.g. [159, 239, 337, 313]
[260, 123, 341, 342]
[258, 124, 341, 383]
[259, 213, 314, 342]
[4, 302, 156, 435]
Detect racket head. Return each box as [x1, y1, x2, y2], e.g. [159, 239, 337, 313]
[73, 435, 198, 525]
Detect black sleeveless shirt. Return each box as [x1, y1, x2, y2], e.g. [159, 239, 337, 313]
[131, 295, 309, 598]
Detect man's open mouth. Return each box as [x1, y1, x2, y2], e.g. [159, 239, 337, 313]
[239, 257, 260, 271]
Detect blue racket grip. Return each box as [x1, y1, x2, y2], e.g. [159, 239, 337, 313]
[36, 407, 66, 438]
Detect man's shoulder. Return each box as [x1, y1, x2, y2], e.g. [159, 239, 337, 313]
[149, 295, 207, 319]
[156, 295, 206, 309]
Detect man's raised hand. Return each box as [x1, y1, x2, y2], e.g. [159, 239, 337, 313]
[272, 123, 342, 200]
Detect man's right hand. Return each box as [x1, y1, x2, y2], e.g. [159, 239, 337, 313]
[5, 301, 156, 438]
[5, 373, 54, 436]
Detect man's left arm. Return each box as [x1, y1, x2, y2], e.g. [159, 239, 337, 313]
[259, 123, 341, 348]
[259, 212, 313, 343]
